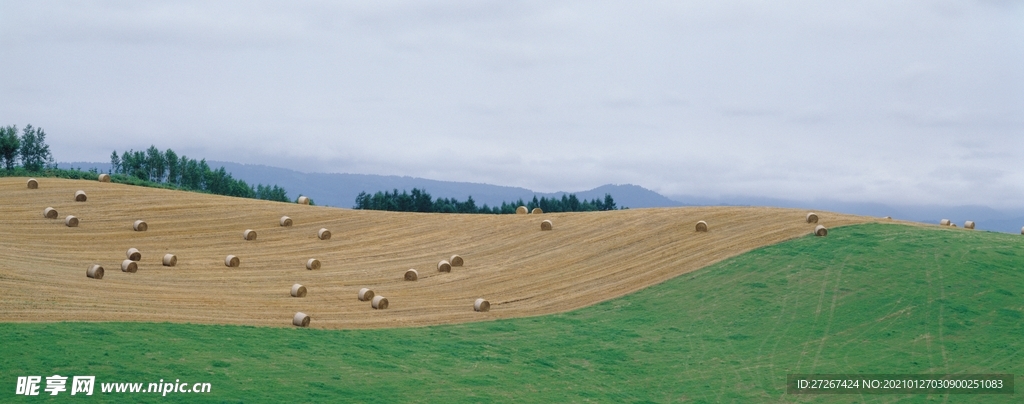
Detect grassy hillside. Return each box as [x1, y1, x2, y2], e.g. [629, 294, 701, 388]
[3, 223, 1021, 402]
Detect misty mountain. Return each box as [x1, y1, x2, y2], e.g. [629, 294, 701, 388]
[57, 161, 682, 210]
[205, 161, 682, 210]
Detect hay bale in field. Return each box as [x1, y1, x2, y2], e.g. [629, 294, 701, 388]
[87, 265, 104, 279]
[133, 220, 147, 231]
[951, 223, 957, 228]
[806, 212, 818, 223]
[964, 221, 975, 229]
[291, 284, 307, 298]
[437, 260, 451, 273]
[98, 173, 110, 182]
[940, 219, 951, 226]
[358, 288, 374, 301]
[474, 298, 490, 312]
[884, 216, 892, 219]
[297, 196, 310, 205]
[64, 215, 79, 227]
[280, 216, 292, 227]
[162, 254, 177, 267]
[225, 255, 240, 267]
[75, 190, 87, 202]
[404, 269, 418, 281]
[814, 225, 828, 237]
[43, 207, 58, 219]
[532, 208, 543, 214]
[126, 248, 141, 261]
[120, 259, 137, 273]
[516, 206, 527, 214]
[293, 312, 310, 327]
[449, 255, 464, 267]
[541, 220, 553, 231]
[372, 295, 389, 309]
[695, 220, 708, 232]
[1020, 226, 1024, 235]
[306, 258, 320, 270]
[26, 178, 38, 189]
[318, 228, 331, 240]
[243, 229, 257, 241]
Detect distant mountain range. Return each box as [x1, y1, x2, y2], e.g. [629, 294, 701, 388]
[57, 161, 682, 210]
[208, 161, 685, 210]
[58, 161, 1024, 234]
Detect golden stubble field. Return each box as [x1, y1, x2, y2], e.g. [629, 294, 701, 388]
[1, 177, 883, 329]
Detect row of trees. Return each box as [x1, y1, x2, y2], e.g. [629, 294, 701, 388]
[110, 146, 290, 202]
[354, 188, 618, 214]
[0, 125, 54, 171]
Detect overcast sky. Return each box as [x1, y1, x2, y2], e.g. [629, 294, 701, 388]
[2, 1, 1021, 208]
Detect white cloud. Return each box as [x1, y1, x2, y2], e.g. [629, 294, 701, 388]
[1, 1, 1021, 208]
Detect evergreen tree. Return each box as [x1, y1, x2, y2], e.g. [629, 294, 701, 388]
[0, 125, 19, 170]
[602, 194, 616, 210]
[107, 146, 289, 202]
[353, 188, 619, 214]
[19, 125, 53, 171]
[109, 151, 120, 174]
[164, 149, 179, 185]
[146, 145, 166, 183]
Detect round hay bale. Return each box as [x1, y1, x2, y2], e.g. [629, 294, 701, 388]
[75, 190, 87, 202]
[940, 219, 951, 226]
[26, 178, 38, 189]
[64, 215, 79, 227]
[133, 220, 147, 231]
[884, 216, 892, 220]
[318, 228, 331, 240]
[293, 312, 310, 327]
[695, 220, 708, 232]
[437, 260, 451, 273]
[449, 255, 464, 267]
[1020, 226, 1024, 235]
[97, 173, 110, 182]
[541, 220, 553, 231]
[306, 258, 320, 270]
[162, 254, 177, 267]
[280, 216, 292, 227]
[43, 207, 58, 219]
[806, 212, 818, 223]
[814, 225, 828, 237]
[120, 259, 137, 273]
[358, 288, 374, 301]
[87, 264, 104, 280]
[951, 223, 957, 228]
[225, 255, 240, 267]
[297, 196, 310, 205]
[371, 295, 389, 309]
[243, 229, 257, 241]
[404, 269, 419, 281]
[532, 207, 543, 214]
[516, 206, 527, 214]
[291, 284, 307, 297]
[126, 248, 141, 261]
[474, 298, 490, 312]
[964, 220, 975, 229]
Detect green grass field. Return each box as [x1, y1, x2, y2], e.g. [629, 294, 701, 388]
[2, 223, 1021, 402]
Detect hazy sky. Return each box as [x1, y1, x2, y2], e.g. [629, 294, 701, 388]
[2, 1, 1021, 208]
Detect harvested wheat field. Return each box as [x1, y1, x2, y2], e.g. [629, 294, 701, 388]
[0, 178, 894, 329]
